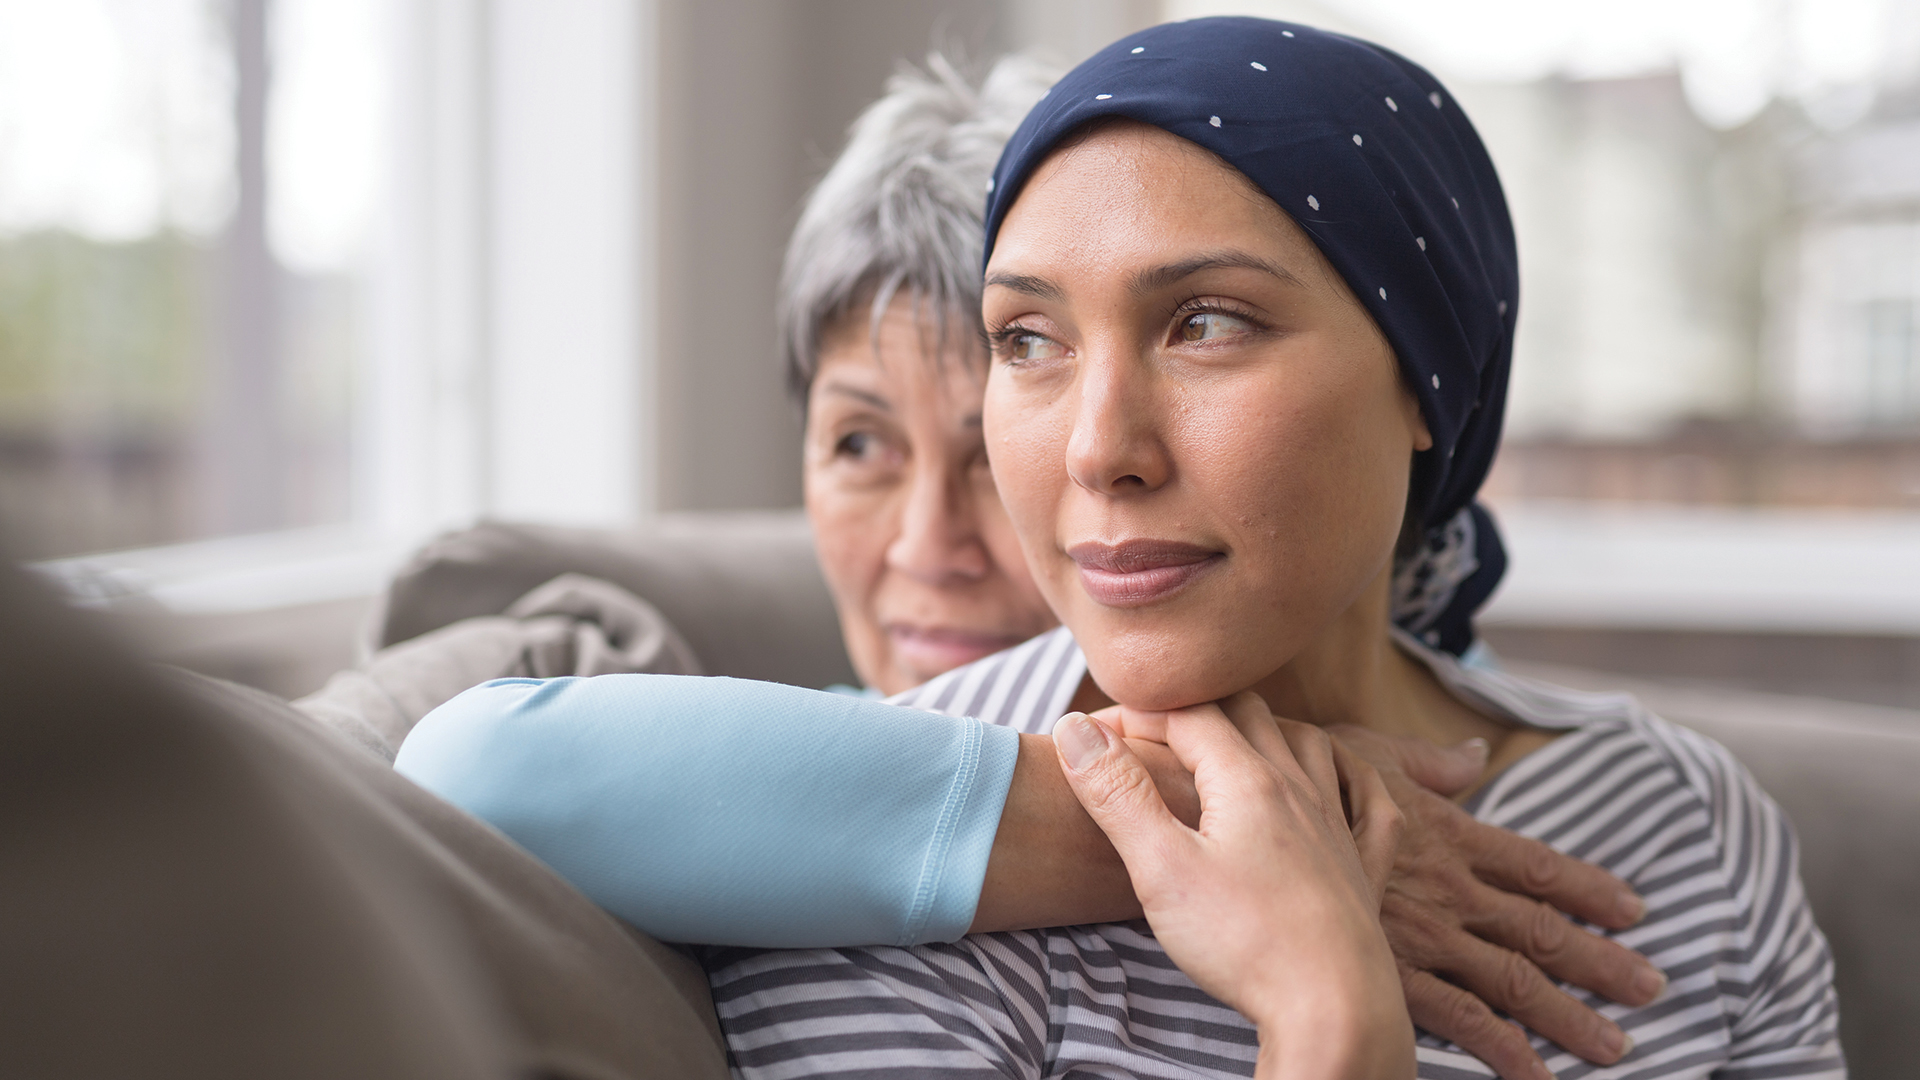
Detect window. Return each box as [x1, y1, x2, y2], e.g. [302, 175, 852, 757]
[0, 0, 383, 559]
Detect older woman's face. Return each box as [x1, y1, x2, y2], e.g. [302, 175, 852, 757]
[982, 122, 1432, 711]
[805, 296, 1057, 695]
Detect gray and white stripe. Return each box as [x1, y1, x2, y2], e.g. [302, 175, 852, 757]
[705, 627, 1844, 1079]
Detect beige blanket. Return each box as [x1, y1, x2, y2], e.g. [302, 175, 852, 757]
[297, 573, 702, 761]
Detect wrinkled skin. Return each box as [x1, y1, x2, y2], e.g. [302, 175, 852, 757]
[804, 297, 1055, 695]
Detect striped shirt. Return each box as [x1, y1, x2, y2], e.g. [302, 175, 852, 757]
[704, 627, 1845, 1080]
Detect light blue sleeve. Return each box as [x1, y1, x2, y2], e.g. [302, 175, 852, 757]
[394, 674, 1019, 948]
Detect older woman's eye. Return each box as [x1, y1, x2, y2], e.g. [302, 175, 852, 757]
[1178, 311, 1254, 342]
[835, 431, 878, 459]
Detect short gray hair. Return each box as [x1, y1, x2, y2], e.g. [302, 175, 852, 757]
[779, 52, 1059, 402]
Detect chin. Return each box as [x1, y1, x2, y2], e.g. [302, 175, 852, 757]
[1081, 626, 1280, 711]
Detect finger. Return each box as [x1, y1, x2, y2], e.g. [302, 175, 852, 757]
[1463, 819, 1647, 930]
[1332, 739, 1402, 909]
[1329, 723, 1489, 796]
[1431, 929, 1632, 1067]
[1276, 718, 1341, 816]
[1055, 713, 1190, 874]
[1106, 705, 1170, 743]
[1401, 966, 1551, 1080]
[1466, 887, 1667, 1008]
[1215, 692, 1296, 770]
[1161, 703, 1292, 816]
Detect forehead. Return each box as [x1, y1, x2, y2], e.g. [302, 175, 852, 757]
[989, 121, 1311, 270]
[811, 300, 987, 409]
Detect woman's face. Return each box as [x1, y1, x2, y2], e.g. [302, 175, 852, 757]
[982, 121, 1432, 711]
[805, 295, 1058, 695]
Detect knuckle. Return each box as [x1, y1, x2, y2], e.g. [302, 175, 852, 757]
[1520, 842, 1565, 892]
[1419, 795, 1467, 840]
[1380, 902, 1454, 962]
[1438, 987, 1498, 1042]
[1084, 757, 1157, 818]
[1498, 949, 1545, 1006]
[1379, 796, 1406, 837]
[1524, 902, 1570, 960]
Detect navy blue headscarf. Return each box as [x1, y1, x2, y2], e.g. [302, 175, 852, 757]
[982, 17, 1513, 656]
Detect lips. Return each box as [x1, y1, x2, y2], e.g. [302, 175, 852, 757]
[887, 624, 1029, 673]
[1068, 539, 1223, 608]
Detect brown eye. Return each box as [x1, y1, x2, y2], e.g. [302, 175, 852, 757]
[1179, 311, 1252, 342]
[1008, 332, 1066, 361]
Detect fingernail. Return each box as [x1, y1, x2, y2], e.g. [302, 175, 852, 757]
[1457, 737, 1490, 764]
[1617, 891, 1647, 925]
[1058, 713, 1109, 772]
[1600, 1022, 1629, 1059]
[1532, 1060, 1556, 1080]
[1633, 966, 1668, 1003]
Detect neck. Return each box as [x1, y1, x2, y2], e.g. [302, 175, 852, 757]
[1244, 568, 1499, 748]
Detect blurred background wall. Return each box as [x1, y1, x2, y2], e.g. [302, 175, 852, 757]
[3, 0, 1920, 710]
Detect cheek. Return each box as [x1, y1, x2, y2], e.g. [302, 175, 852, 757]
[1189, 380, 1406, 527]
[971, 470, 1052, 612]
[983, 376, 1070, 557]
[1180, 368, 1412, 633]
[803, 467, 895, 616]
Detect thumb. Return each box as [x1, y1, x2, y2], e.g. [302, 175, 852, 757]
[1056, 713, 1186, 868]
[1329, 725, 1489, 797]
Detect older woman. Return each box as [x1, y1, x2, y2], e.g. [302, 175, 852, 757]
[781, 53, 1060, 694]
[690, 19, 1842, 1080]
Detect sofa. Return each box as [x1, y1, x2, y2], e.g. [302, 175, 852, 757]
[375, 513, 1920, 1080]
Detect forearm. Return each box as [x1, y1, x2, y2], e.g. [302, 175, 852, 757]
[970, 734, 1199, 932]
[398, 675, 1021, 947]
[397, 674, 1199, 946]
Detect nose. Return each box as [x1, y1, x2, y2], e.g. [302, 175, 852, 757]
[1064, 349, 1171, 497]
[884, 457, 991, 586]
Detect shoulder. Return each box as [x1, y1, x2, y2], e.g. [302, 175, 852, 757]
[888, 627, 1085, 734]
[1464, 665, 1786, 872]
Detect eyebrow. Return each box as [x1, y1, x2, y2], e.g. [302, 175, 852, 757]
[818, 382, 891, 412]
[1128, 250, 1305, 295]
[981, 272, 1066, 302]
[983, 250, 1305, 304]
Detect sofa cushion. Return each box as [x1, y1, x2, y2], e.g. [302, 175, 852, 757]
[377, 514, 856, 691]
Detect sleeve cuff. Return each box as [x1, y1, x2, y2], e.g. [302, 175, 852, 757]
[906, 721, 1021, 944]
